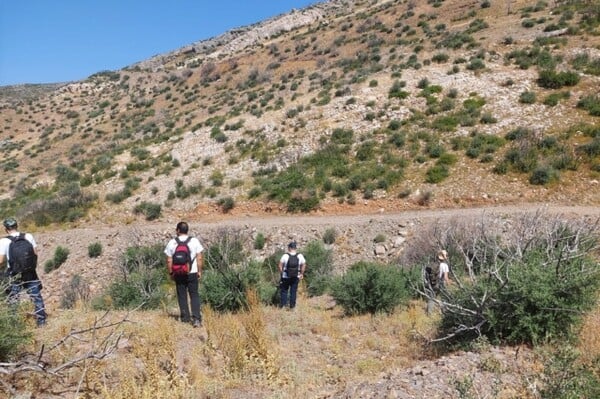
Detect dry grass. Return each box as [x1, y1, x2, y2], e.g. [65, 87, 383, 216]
[6, 289, 439, 398]
[578, 298, 600, 368]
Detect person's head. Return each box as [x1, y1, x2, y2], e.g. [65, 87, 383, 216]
[288, 241, 297, 251]
[3, 218, 18, 232]
[176, 221, 189, 235]
[437, 249, 448, 261]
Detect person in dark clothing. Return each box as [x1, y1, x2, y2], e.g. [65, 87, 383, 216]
[0, 218, 47, 327]
[278, 241, 307, 309]
[164, 221, 204, 327]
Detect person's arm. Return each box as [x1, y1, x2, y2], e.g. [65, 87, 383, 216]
[299, 256, 307, 279]
[166, 255, 173, 276]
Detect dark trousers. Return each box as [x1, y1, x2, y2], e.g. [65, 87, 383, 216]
[9, 278, 47, 326]
[175, 273, 201, 323]
[280, 277, 299, 308]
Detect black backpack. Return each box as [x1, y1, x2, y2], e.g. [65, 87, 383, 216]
[171, 237, 192, 276]
[425, 262, 440, 290]
[286, 253, 300, 278]
[7, 234, 38, 276]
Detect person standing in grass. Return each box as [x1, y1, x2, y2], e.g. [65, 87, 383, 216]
[0, 218, 47, 327]
[278, 241, 307, 309]
[164, 221, 204, 327]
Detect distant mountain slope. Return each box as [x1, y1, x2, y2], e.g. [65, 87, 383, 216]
[0, 0, 598, 227]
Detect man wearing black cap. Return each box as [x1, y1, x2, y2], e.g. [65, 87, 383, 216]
[278, 241, 307, 309]
[0, 218, 47, 327]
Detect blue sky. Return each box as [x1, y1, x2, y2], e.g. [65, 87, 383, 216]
[0, 0, 322, 86]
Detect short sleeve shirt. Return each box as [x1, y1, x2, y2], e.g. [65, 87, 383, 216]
[439, 261, 449, 279]
[164, 235, 204, 273]
[0, 232, 37, 263]
[280, 252, 306, 278]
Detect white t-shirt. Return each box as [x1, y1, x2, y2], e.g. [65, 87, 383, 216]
[439, 261, 449, 279]
[280, 252, 306, 278]
[164, 235, 204, 273]
[0, 232, 37, 266]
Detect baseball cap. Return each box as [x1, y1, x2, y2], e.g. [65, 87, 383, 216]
[288, 241, 297, 249]
[3, 218, 17, 229]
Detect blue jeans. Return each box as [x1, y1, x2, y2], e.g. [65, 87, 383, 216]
[175, 273, 201, 323]
[280, 277, 299, 308]
[9, 279, 47, 326]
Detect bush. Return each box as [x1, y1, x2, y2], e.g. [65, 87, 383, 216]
[60, 274, 90, 309]
[95, 243, 167, 310]
[0, 285, 31, 361]
[217, 196, 235, 213]
[425, 164, 450, 183]
[88, 242, 103, 258]
[537, 70, 580, 89]
[529, 165, 559, 185]
[403, 213, 600, 347]
[254, 232, 266, 250]
[133, 201, 162, 221]
[205, 229, 245, 271]
[302, 240, 335, 296]
[519, 91, 537, 104]
[323, 228, 338, 245]
[44, 246, 70, 273]
[331, 262, 412, 315]
[201, 261, 263, 312]
[577, 95, 600, 116]
[540, 346, 600, 399]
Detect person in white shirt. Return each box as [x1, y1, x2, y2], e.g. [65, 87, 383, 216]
[0, 218, 47, 327]
[278, 241, 307, 309]
[164, 221, 204, 327]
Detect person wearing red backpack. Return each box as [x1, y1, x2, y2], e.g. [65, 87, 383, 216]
[278, 241, 307, 310]
[164, 221, 204, 327]
[0, 218, 47, 327]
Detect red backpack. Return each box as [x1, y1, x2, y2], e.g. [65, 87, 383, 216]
[171, 237, 192, 276]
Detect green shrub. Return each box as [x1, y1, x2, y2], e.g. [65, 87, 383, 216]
[254, 232, 266, 250]
[96, 243, 167, 310]
[44, 246, 70, 273]
[519, 91, 537, 104]
[576, 95, 600, 116]
[388, 80, 409, 99]
[331, 262, 412, 315]
[529, 165, 559, 185]
[0, 286, 32, 361]
[133, 201, 162, 220]
[540, 346, 600, 399]
[302, 240, 334, 297]
[201, 261, 263, 312]
[537, 70, 580, 89]
[217, 196, 235, 213]
[405, 213, 600, 347]
[426, 164, 450, 183]
[88, 242, 103, 258]
[323, 228, 338, 245]
[205, 230, 245, 271]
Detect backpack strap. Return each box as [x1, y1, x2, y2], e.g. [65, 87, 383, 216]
[175, 236, 192, 245]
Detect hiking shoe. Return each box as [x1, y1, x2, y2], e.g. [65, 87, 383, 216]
[192, 320, 201, 328]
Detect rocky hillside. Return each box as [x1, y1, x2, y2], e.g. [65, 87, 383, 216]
[0, 0, 598, 229]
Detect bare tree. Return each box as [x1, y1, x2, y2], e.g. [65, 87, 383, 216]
[400, 210, 600, 345]
[0, 310, 135, 397]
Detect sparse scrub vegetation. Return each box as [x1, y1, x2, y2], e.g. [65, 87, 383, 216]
[3, 1, 600, 395]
